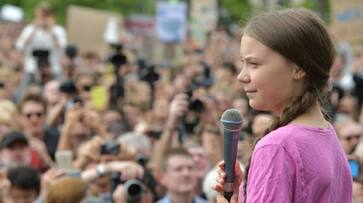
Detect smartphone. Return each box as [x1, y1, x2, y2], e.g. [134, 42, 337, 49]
[65, 169, 81, 178]
[55, 150, 73, 170]
[349, 159, 360, 179]
[66, 99, 75, 110]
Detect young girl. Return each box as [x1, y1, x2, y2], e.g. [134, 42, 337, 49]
[213, 8, 352, 203]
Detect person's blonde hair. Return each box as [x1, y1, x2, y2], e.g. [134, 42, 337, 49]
[46, 177, 88, 203]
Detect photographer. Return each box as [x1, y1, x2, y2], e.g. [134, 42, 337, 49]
[71, 134, 154, 203]
[57, 105, 109, 154]
[15, 2, 67, 83]
[150, 93, 189, 171]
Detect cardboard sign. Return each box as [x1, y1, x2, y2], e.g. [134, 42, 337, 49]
[155, 2, 187, 43]
[67, 5, 122, 54]
[190, 0, 218, 48]
[91, 85, 109, 110]
[330, 0, 363, 43]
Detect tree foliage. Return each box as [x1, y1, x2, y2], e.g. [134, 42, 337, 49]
[0, 0, 329, 25]
[0, 0, 155, 24]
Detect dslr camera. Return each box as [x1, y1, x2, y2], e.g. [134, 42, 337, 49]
[100, 142, 120, 155]
[186, 86, 204, 113]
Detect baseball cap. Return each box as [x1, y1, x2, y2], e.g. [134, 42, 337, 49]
[0, 131, 28, 149]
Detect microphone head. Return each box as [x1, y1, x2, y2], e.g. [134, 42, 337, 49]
[220, 109, 243, 131]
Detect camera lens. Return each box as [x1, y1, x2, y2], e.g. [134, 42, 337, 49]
[124, 179, 145, 203]
[189, 99, 204, 112]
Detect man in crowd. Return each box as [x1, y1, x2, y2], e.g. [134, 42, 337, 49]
[0, 131, 46, 171]
[18, 92, 59, 163]
[4, 166, 41, 203]
[157, 148, 208, 203]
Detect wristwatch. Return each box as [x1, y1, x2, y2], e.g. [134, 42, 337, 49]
[96, 164, 106, 177]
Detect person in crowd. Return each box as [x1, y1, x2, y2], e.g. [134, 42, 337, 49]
[213, 8, 352, 202]
[18, 92, 58, 162]
[3, 166, 41, 203]
[0, 99, 17, 139]
[43, 80, 66, 128]
[15, 2, 67, 80]
[339, 121, 362, 155]
[157, 148, 208, 203]
[45, 177, 88, 203]
[0, 131, 47, 171]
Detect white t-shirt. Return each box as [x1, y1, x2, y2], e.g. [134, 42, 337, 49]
[16, 24, 67, 76]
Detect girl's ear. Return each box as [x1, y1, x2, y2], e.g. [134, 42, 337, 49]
[292, 64, 306, 80]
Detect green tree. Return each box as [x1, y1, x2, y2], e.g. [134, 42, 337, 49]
[219, 0, 252, 25]
[0, 0, 155, 25]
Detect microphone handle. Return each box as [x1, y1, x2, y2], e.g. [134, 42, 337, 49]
[223, 129, 239, 199]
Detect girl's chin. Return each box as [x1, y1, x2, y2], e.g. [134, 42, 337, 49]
[249, 101, 268, 112]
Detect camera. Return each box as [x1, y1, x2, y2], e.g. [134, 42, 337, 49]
[109, 43, 127, 69]
[110, 157, 158, 202]
[59, 80, 77, 94]
[100, 142, 120, 155]
[145, 130, 162, 140]
[65, 44, 78, 60]
[108, 43, 127, 108]
[59, 80, 82, 110]
[138, 63, 159, 85]
[186, 86, 204, 113]
[123, 179, 146, 203]
[32, 49, 50, 69]
[178, 86, 205, 142]
[193, 62, 214, 89]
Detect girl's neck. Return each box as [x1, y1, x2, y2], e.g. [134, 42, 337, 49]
[289, 101, 329, 129]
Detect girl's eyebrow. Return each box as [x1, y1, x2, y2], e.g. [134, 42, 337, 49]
[240, 56, 260, 61]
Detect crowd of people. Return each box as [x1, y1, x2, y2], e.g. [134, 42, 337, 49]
[0, 3, 362, 203]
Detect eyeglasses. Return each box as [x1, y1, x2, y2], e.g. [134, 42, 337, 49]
[23, 112, 43, 119]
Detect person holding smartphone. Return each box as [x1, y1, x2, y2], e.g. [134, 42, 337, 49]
[213, 8, 352, 203]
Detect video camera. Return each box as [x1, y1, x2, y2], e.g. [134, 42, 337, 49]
[32, 49, 50, 69]
[138, 59, 159, 85]
[108, 43, 127, 69]
[108, 43, 127, 108]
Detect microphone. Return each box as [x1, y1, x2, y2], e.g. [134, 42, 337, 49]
[220, 108, 243, 201]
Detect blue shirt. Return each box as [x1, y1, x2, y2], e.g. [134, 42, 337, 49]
[156, 194, 208, 203]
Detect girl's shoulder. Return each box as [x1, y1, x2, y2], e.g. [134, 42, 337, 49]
[256, 123, 335, 150]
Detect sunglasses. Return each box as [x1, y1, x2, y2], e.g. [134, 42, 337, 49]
[24, 112, 43, 119]
[82, 85, 92, 92]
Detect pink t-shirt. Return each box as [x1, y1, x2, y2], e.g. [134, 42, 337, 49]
[238, 123, 352, 203]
